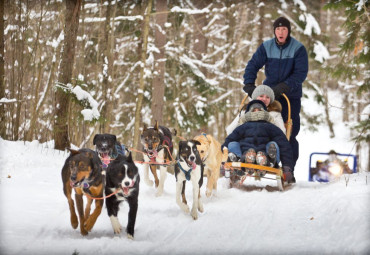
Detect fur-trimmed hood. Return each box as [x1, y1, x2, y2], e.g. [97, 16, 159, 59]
[267, 100, 282, 113]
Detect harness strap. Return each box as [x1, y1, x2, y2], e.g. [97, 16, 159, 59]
[177, 161, 192, 181]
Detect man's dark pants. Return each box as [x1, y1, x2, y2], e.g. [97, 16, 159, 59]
[278, 97, 301, 170]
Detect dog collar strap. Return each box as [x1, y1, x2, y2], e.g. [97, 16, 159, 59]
[177, 161, 192, 181]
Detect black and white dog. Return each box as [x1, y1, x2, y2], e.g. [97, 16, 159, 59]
[105, 153, 140, 239]
[175, 140, 204, 220]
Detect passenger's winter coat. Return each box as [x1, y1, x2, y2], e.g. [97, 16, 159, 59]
[223, 120, 293, 169]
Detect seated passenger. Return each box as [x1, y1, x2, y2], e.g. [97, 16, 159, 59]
[226, 85, 286, 135]
[325, 150, 353, 175]
[251, 85, 286, 134]
[222, 100, 294, 183]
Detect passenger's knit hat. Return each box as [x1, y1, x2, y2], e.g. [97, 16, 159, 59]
[273, 17, 291, 38]
[246, 100, 267, 113]
[251, 85, 275, 103]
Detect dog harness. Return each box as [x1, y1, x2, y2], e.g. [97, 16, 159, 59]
[177, 161, 192, 181]
[177, 159, 197, 181]
[145, 135, 173, 164]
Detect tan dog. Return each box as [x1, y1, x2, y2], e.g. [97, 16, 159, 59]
[193, 134, 228, 197]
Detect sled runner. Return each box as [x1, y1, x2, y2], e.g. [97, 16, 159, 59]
[223, 93, 292, 191]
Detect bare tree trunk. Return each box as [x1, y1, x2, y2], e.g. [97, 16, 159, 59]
[323, 86, 335, 138]
[54, 0, 81, 150]
[100, 0, 113, 133]
[0, 0, 5, 138]
[133, 0, 152, 151]
[26, 61, 43, 141]
[151, 0, 167, 125]
[13, 0, 27, 140]
[193, 0, 209, 75]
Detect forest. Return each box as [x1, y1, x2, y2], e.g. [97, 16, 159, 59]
[0, 0, 368, 165]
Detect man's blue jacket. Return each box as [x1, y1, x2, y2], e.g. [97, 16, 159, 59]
[243, 37, 308, 99]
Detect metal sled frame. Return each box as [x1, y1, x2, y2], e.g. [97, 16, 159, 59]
[224, 93, 292, 191]
[224, 162, 285, 191]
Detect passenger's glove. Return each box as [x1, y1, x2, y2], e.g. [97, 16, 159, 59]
[283, 166, 293, 183]
[243, 84, 256, 96]
[221, 144, 226, 153]
[272, 82, 289, 99]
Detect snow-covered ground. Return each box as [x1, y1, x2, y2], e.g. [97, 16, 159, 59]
[1, 89, 369, 255]
[0, 135, 369, 255]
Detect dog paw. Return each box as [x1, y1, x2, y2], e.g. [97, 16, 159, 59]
[155, 189, 163, 197]
[71, 217, 78, 229]
[84, 219, 94, 232]
[182, 204, 190, 213]
[206, 189, 212, 197]
[191, 208, 198, 220]
[80, 228, 88, 236]
[198, 203, 204, 213]
[127, 234, 134, 240]
[145, 179, 154, 186]
[110, 216, 122, 234]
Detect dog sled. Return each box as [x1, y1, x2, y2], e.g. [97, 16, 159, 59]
[223, 93, 292, 191]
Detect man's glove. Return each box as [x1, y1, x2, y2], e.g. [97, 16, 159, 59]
[283, 166, 293, 183]
[272, 82, 289, 99]
[243, 84, 256, 96]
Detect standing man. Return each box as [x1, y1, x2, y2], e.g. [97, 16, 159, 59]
[243, 17, 308, 182]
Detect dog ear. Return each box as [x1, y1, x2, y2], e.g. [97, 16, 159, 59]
[193, 140, 201, 146]
[93, 134, 100, 145]
[143, 123, 148, 132]
[126, 151, 133, 163]
[179, 140, 187, 148]
[67, 148, 80, 155]
[154, 120, 159, 131]
[110, 134, 117, 143]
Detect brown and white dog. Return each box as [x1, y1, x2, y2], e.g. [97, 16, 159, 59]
[61, 148, 104, 236]
[193, 133, 228, 197]
[140, 121, 176, 196]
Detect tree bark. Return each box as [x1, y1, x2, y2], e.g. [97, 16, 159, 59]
[54, 0, 81, 150]
[0, 0, 5, 138]
[100, 0, 113, 133]
[193, 0, 210, 75]
[151, 0, 167, 125]
[133, 0, 152, 151]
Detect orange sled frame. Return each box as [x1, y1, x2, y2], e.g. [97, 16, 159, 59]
[223, 93, 292, 191]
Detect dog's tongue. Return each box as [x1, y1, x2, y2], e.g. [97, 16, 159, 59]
[191, 161, 196, 170]
[123, 187, 129, 195]
[102, 154, 110, 165]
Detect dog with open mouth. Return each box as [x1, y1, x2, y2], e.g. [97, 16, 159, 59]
[105, 152, 140, 239]
[61, 148, 104, 236]
[140, 121, 176, 196]
[175, 140, 204, 220]
[193, 133, 228, 197]
[93, 134, 128, 170]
